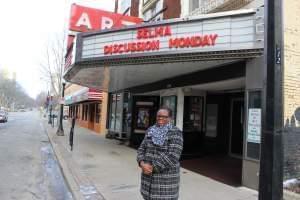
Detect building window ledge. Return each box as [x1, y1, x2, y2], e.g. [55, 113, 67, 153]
[189, 0, 255, 16]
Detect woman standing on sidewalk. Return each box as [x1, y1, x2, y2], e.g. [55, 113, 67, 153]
[137, 107, 183, 200]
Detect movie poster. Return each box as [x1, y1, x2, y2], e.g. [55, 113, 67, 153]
[137, 108, 150, 129]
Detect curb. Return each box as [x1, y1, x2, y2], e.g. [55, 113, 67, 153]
[42, 121, 85, 200]
[284, 190, 300, 200]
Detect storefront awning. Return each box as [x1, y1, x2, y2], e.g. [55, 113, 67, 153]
[64, 8, 264, 92]
[65, 87, 103, 105]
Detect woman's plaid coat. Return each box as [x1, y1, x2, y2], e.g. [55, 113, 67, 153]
[137, 126, 183, 200]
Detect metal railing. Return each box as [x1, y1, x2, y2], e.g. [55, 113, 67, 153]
[190, 0, 255, 16]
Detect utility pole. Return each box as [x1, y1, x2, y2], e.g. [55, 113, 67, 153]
[56, 82, 66, 136]
[48, 95, 53, 125]
[259, 0, 283, 199]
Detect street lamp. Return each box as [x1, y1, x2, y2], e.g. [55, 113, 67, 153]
[56, 82, 66, 136]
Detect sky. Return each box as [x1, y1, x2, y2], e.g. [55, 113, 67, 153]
[0, 0, 115, 98]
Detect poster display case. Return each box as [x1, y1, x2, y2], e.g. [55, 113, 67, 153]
[183, 96, 203, 132]
[161, 96, 177, 125]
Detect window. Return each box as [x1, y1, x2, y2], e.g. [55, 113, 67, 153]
[109, 94, 117, 130]
[82, 104, 84, 120]
[115, 94, 122, 131]
[84, 104, 88, 121]
[205, 104, 218, 138]
[76, 105, 79, 118]
[190, 0, 200, 12]
[71, 106, 74, 118]
[74, 105, 76, 118]
[69, 106, 72, 118]
[95, 103, 101, 123]
[183, 96, 203, 132]
[119, 0, 131, 15]
[143, 0, 163, 21]
[109, 93, 122, 131]
[108, 92, 132, 133]
[122, 92, 131, 133]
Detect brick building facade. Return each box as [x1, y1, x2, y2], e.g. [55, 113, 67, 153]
[283, 0, 300, 181]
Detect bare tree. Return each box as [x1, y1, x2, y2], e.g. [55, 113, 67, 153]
[35, 91, 48, 108]
[0, 72, 35, 109]
[39, 31, 66, 98]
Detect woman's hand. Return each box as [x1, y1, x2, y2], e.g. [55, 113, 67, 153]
[140, 161, 153, 175]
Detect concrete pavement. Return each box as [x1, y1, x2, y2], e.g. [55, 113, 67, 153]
[43, 119, 259, 200]
[0, 111, 73, 200]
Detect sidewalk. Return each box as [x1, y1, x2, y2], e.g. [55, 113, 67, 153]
[43, 120, 258, 200]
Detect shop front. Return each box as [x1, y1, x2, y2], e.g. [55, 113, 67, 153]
[64, 8, 264, 189]
[65, 87, 107, 133]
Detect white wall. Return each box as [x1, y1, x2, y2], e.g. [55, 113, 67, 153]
[246, 57, 264, 90]
[242, 56, 264, 190]
[176, 88, 184, 130]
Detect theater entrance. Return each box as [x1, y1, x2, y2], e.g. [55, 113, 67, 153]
[181, 91, 245, 187]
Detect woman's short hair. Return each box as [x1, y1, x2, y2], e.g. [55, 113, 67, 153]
[158, 106, 173, 117]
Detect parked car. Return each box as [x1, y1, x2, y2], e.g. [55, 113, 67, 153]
[0, 111, 8, 123]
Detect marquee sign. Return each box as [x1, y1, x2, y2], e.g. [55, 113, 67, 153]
[103, 26, 219, 55]
[77, 9, 264, 63]
[58, 11, 264, 75]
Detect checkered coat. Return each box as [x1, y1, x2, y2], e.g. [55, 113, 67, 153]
[137, 126, 183, 200]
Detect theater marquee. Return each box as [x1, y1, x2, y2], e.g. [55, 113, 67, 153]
[103, 26, 219, 55]
[73, 9, 264, 66]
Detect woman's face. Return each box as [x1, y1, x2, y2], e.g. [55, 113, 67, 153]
[156, 109, 170, 126]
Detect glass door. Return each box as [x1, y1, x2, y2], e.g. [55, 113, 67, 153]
[230, 99, 244, 158]
[183, 96, 203, 132]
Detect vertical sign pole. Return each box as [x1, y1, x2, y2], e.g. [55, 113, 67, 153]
[259, 0, 284, 199]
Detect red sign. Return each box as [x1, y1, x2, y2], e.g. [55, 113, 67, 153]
[104, 26, 219, 55]
[65, 4, 142, 70]
[169, 34, 218, 49]
[137, 26, 172, 39]
[104, 40, 160, 55]
[69, 4, 143, 32]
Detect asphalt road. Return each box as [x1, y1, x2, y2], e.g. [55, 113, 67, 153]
[0, 111, 73, 200]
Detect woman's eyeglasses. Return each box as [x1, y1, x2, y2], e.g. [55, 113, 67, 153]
[157, 115, 169, 119]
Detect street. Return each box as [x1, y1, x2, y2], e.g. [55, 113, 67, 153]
[0, 111, 73, 200]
